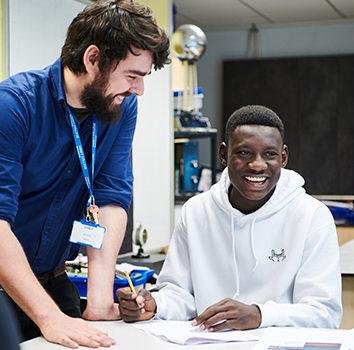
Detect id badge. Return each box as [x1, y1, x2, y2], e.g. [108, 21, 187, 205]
[69, 220, 106, 249]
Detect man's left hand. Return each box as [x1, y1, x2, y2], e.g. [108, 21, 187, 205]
[191, 298, 261, 331]
[82, 302, 121, 321]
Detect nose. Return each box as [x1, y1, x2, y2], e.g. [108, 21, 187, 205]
[129, 78, 145, 96]
[249, 154, 267, 171]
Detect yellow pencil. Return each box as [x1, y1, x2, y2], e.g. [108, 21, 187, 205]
[125, 270, 140, 306]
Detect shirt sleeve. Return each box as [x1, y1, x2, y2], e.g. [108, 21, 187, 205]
[255, 208, 342, 328]
[0, 86, 28, 224]
[154, 218, 198, 321]
[93, 94, 137, 214]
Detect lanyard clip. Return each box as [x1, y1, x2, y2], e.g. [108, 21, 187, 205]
[86, 196, 99, 224]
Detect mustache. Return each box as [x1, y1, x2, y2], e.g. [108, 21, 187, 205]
[114, 91, 132, 98]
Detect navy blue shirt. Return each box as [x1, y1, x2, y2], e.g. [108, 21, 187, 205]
[0, 58, 137, 275]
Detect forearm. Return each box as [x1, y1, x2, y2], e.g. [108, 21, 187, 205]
[85, 205, 127, 315]
[0, 220, 61, 328]
[155, 222, 196, 320]
[256, 298, 341, 329]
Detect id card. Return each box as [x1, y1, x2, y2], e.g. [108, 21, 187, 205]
[69, 220, 106, 249]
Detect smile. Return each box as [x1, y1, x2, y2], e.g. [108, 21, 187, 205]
[116, 95, 125, 103]
[245, 176, 267, 184]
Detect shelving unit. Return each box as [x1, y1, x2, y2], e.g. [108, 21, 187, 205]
[174, 128, 218, 203]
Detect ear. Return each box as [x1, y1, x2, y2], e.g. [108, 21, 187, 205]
[82, 45, 100, 75]
[219, 142, 228, 167]
[281, 144, 289, 168]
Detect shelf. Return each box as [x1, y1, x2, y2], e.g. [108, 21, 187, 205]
[174, 128, 218, 186]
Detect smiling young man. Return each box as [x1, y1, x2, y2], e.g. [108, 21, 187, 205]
[117, 105, 342, 331]
[0, 0, 170, 348]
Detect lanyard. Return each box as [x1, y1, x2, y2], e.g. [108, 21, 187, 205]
[68, 109, 98, 213]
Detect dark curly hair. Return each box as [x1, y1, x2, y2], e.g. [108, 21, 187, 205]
[61, 0, 170, 75]
[225, 105, 285, 145]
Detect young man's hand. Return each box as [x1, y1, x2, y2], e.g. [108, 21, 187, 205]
[191, 298, 261, 331]
[116, 287, 156, 322]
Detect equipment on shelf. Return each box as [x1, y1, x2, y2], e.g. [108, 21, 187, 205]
[172, 24, 211, 130]
[132, 224, 150, 258]
[175, 141, 199, 194]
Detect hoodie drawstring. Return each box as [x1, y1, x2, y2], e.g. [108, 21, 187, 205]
[231, 214, 259, 299]
[250, 217, 259, 271]
[231, 210, 240, 300]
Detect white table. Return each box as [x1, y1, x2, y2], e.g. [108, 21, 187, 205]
[20, 320, 264, 350]
[20, 241, 354, 348]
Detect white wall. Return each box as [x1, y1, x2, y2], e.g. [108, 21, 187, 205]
[8, 0, 83, 75]
[132, 0, 174, 254]
[197, 22, 354, 157]
[133, 66, 173, 253]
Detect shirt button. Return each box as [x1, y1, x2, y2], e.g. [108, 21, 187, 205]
[67, 169, 72, 173]
[44, 230, 50, 235]
[54, 198, 60, 203]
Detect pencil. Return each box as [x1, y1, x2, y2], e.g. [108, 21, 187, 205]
[125, 270, 140, 307]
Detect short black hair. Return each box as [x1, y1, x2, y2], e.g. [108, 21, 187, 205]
[225, 105, 284, 145]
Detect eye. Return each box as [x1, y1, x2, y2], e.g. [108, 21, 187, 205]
[265, 151, 278, 158]
[239, 150, 251, 156]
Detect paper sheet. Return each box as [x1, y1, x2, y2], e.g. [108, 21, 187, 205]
[253, 327, 354, 350]
[133, 320, 259, 345]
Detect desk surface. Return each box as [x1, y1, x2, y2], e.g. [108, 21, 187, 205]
[19, 240, 354, 348]
[20, 320, 264, 350]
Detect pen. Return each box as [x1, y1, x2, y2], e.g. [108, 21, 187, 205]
[125, 270, 140, 307]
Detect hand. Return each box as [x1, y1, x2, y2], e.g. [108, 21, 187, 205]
[116, 287, 156, 322]
[40, 312, 116, 348]
[191, 298, 261, 332]
[83, 301, 121, 321]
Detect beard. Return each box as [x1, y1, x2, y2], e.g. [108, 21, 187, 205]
[80, 72, 131, 126]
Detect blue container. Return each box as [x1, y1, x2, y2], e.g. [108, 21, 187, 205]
[328, 207, 352, 219]
[68, 269, 154, 299]
[346, 212, 354, 225]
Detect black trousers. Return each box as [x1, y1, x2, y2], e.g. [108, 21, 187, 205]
[0, 273, 81, 342]
[0, 292, 21, 350]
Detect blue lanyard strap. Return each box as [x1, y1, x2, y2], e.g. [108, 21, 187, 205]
[68, 109, 98, 207]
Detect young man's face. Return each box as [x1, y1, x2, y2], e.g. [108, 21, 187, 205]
[219, 124, 288, 214]
[80, 47, 153, 125]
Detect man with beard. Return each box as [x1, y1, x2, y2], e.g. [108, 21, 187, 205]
[0, 0, 170, 348]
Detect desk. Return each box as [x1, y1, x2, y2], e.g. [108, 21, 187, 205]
[19, 240, 354, 347]
[20, 320, 264, 350]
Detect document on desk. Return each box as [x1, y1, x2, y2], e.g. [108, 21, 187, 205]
[253, 327, 354, 350]
[133, 320, 259, 345]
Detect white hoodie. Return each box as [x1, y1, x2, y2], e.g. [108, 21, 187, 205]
[154, 168, 342, 328]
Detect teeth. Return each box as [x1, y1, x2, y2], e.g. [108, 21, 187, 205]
[117, 95, 125, 101]
[245, 176, 266, 183]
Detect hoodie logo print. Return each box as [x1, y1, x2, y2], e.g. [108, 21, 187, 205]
[269, 249, 286, 262]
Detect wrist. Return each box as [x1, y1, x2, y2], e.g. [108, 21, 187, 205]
[250, 304, 262, 328]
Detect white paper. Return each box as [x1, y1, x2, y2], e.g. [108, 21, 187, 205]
[253, 327, 354, 350]
[133, 320, 259, 345]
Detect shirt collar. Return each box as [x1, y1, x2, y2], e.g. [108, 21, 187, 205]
[49, 57, 67, 104]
